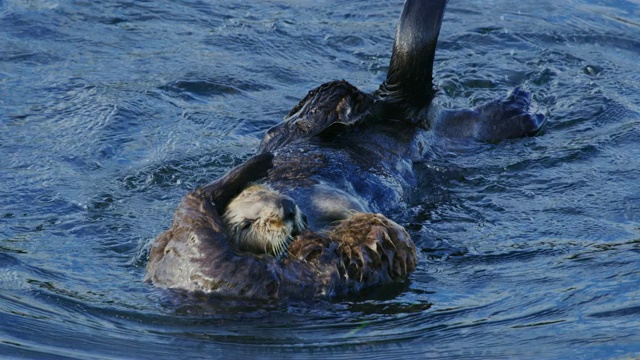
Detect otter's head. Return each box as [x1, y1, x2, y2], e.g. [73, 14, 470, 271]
[223, 184, 306, 258]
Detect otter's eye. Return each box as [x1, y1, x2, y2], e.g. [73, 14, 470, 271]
[240, 220, 254, 230]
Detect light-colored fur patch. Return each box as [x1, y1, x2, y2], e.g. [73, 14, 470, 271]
[223, 185, 306, 258]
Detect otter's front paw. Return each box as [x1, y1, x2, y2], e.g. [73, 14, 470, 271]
[328, 213, 417, 286]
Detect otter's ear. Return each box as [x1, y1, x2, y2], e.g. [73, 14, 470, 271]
[197, 152, 274, 213]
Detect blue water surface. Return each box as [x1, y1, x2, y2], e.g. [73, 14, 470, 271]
[1, 0, 639, 359]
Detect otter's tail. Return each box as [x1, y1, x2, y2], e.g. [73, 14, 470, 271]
[376, 0, 448, 120]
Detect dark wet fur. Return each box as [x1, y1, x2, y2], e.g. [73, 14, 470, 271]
[145, 159, 416, 300]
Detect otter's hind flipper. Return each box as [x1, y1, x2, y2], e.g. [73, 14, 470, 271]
[259, 80, 374, 153]
[430, 88, 547, 142]
[376, 0, 448, 119]
[259, 0, 449, 153]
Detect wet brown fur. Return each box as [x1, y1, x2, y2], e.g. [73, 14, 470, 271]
[146, 189, 416, 299]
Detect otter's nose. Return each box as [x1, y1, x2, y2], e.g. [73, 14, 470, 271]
[281, 198, 297, 221]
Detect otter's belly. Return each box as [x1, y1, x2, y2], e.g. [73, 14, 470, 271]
[263, 142, 412, 230]
[280, 183, 368, 229]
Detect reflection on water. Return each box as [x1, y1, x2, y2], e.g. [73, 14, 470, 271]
[1, 0, 639, 358]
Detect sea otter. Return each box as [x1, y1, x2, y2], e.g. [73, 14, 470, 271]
[145, 0, 546, 299]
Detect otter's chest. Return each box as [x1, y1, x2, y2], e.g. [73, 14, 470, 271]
[262, 142, 414, 229]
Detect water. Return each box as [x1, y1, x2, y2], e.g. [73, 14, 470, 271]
[1, 0, 639, 358]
